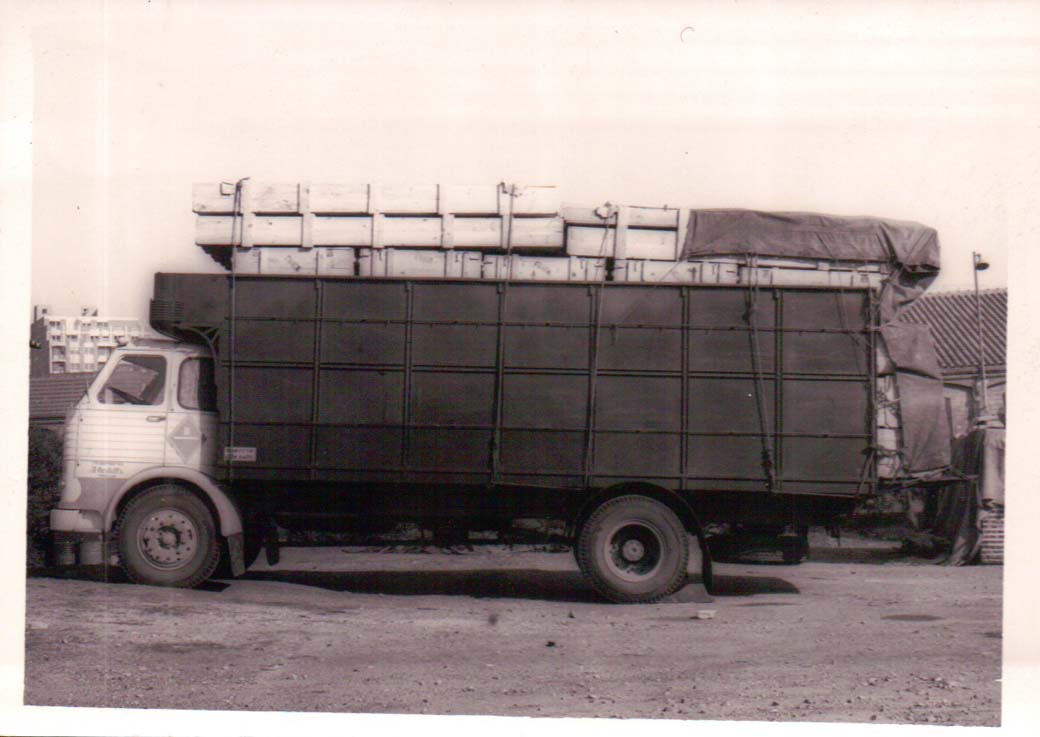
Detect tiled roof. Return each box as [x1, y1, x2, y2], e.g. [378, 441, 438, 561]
[900, 288, 1007, 372]
[29, 373, 95, 423]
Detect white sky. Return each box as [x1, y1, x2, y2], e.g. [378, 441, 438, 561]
[2, 1, 1039, 735]
[15, 0, 1036, 318]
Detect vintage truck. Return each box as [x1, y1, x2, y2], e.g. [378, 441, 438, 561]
[49, 185, 949, 603]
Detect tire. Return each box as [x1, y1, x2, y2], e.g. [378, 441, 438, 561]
[577, 495, 689, 604]
[114, 484, 220, 588]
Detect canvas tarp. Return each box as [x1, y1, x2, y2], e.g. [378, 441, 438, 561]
[680, 210, 940, 322]
[879, 323, 951, 472]
[680, 209, 949, 474]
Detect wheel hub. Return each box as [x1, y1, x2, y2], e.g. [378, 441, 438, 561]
[605, 521, 664, 582]
[138, 509, 197, 568]
[621, 539, 646, 562]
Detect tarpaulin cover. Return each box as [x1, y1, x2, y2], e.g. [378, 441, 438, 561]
[879, 323, 950, 472]
[931, 426, 1005, 565]
[680, 209, 949, 475]
[680, 210, 940, 322]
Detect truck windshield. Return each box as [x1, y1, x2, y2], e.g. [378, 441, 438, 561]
[98, 355, 166, 406]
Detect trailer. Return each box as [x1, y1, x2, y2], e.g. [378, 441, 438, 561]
[50, 184, 949, 603]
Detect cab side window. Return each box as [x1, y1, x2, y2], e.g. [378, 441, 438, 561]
[178, 357, 217, 412]
[98, 355, 167, 406]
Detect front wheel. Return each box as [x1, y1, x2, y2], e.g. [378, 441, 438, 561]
[114, 484, 220, 588]
[577, 495, 689, 603]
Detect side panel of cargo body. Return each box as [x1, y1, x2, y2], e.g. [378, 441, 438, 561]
[152, 274, 876, 497]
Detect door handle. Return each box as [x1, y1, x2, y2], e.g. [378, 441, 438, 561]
[146, 415, 166, 423]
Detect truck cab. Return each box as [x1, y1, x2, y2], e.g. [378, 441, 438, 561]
[50, 339, 245, 585]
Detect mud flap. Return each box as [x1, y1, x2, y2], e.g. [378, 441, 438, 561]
[700, 536, 714, 596]
[226, 532, 246, 577]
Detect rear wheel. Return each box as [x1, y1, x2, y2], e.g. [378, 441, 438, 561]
[115, 484, 220, 588]
[577, 495, 688, 603]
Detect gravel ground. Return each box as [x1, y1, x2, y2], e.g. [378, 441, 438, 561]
[24, 538, 1002, 726]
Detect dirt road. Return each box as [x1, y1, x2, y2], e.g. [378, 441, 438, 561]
[24, 540, 1002, 726]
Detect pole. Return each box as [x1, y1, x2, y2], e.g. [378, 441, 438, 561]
[973, 251, 989, 421]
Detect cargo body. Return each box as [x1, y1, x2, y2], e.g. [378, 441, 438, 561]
[153, 273, 876, 501]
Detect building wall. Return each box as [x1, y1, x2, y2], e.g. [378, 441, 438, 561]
[943, 375, 1006, 438]
[30, 313, 143, 377]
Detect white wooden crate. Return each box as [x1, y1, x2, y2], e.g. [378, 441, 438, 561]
[612, 260, 701, 283]
[317, 247, 358, 276]
[690, 261, 742, 284]
[198, 214, 564, 250]
[739, 266, 885, 289]
[231, 247, 356, 276]
[562, 204, 683, 229]
[193, 182, 560, 216]
[357, 249, 483, 278]
[566, 225, 681, 261]
[614, 260, 741, 284]
[482, 255, 606, 281]
[563, 204, 686, 261]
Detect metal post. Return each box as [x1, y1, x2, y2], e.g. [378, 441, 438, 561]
[972, 251, 989, 421]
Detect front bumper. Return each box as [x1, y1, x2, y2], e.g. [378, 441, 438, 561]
[50, 508, 103, 534]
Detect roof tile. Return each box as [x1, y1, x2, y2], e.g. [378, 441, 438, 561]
[900, 289, 1006, 371]
[29, 373, 96, 422]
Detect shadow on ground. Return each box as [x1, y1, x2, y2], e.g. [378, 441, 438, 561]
[26, 565, 114, 582]
[243, 568, 603, 603]
[26, 563, 801, 602]
[714, 545, 923, 566]
[807, 546, 925, 564]
[242, 567, 798, 601]
[709, 573, 799, 596]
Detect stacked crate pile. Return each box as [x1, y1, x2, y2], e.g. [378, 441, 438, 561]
[192, 181, 888, 288]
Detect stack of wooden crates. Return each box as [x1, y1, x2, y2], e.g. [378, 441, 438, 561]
[193, 181, 888, 288]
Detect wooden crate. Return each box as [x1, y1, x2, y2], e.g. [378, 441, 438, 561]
[561, 204, 683, 229]
[357, 248, 483, 278]
[482, 254, 606, 281]
[611, 260, 701, 283]
[197, 214, 564, 250]
[566, 225, 681, 261]
[691, 261, 742, 284]
[193, 182, 560, 216]
[231, 247, 356, 276]
[563, 204, 686, 261]
[739, 265, 885, 289]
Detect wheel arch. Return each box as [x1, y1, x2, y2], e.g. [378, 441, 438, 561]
[103, 468, 243, 538]
[570, 482, 704, 542]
